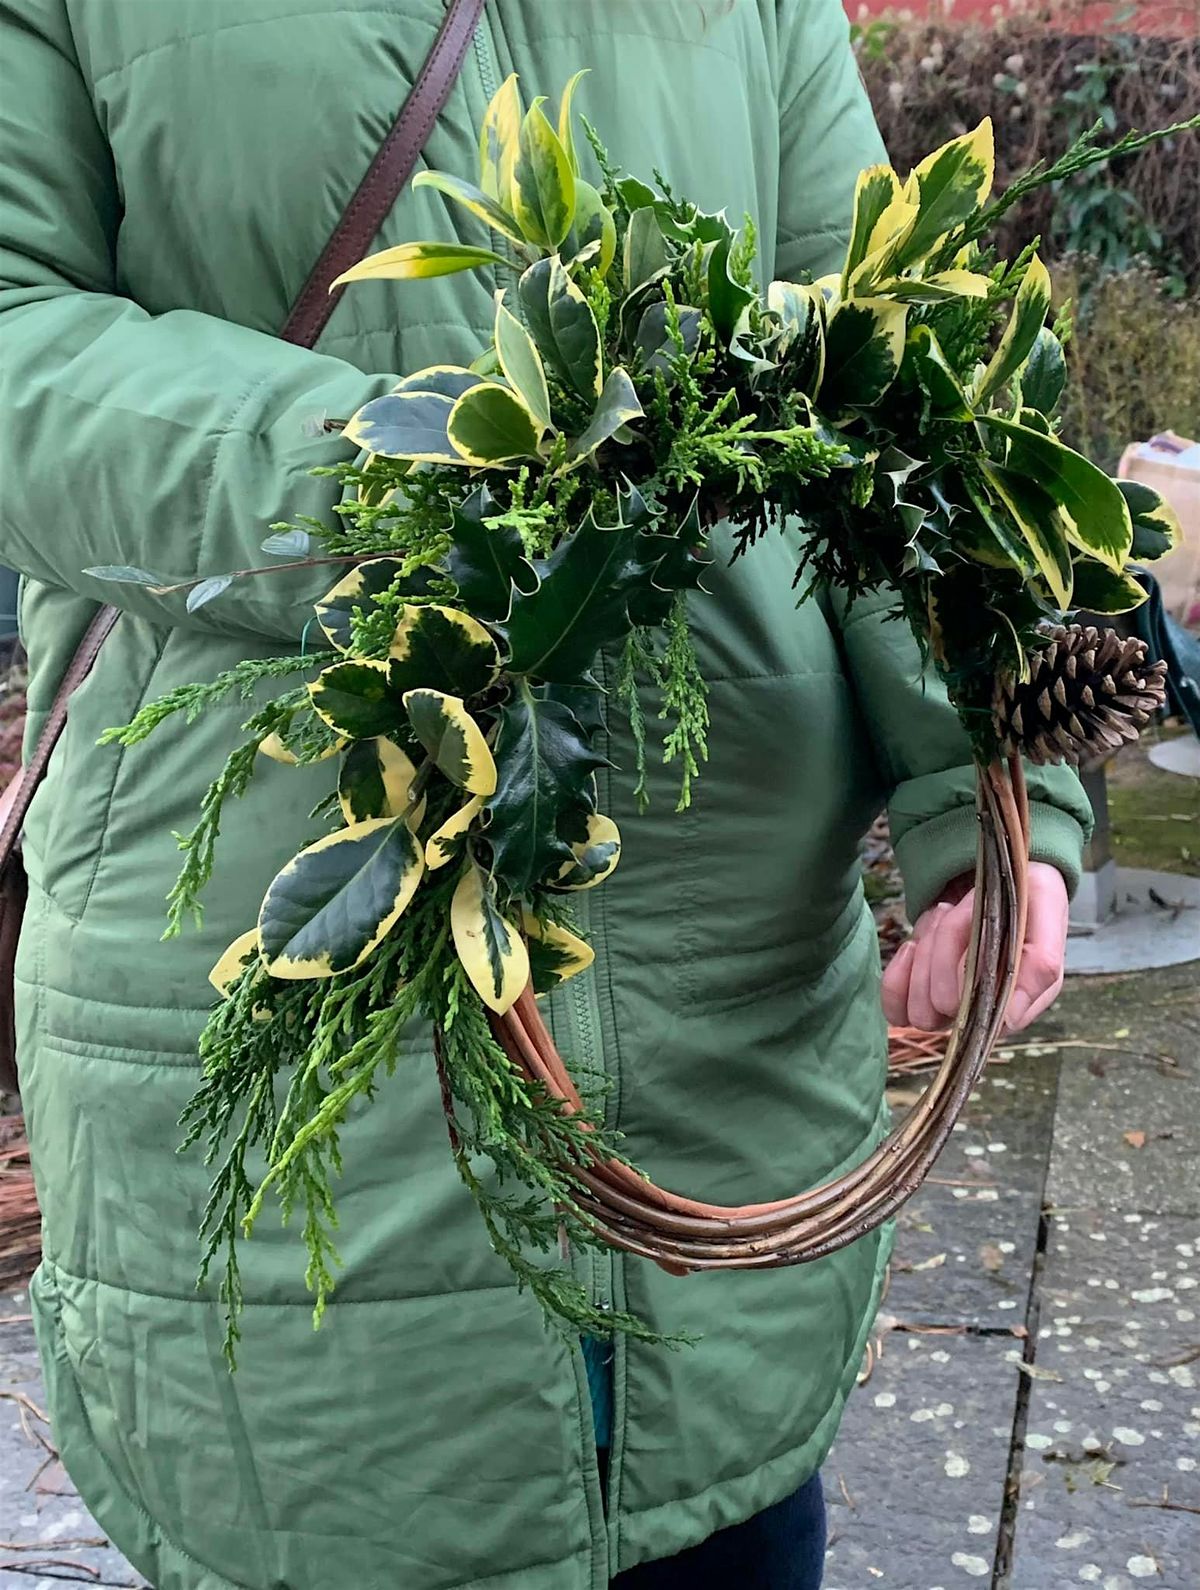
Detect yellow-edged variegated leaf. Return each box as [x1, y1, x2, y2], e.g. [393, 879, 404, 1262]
[1118, 478, 1183, 563]
[512, 97, 575, 251]
[1070, 561, 1148, 615]
[550, 813, 621, 891]
[885, 119, 995, 273]
[451, 866, 529, 1014]
[314, 557, 408, 652]
[344, 366, 485, 463]
[447, 382, 543, 465]
[981, 461, 1074, 611]
[338, 737, 426, 826]
[403, 689, 497, 795]
[841, 164, 905, 294]
[556, 69, 588, 178]
[259, 818, 424, 980]
[521, 910, 594, 993]
[973, 254, 1051, 405]
[479, 72, 522, 206]
[257, 729, 342, 766]
[494, 294, 552, 430]
[208, 928, 261, 997]
[818, 298, 908, 411]
[330, 241, 510, 289]
[411, 170, 525, 245]
[388, 603, 501, 695]
[425, 794, 484, 870]
[309, 658, 399, 740]
[869, 268, 991, 304]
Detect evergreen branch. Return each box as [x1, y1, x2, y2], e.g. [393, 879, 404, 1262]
[102, 653, 334, 747]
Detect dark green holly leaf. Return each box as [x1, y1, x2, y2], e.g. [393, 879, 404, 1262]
[259, 818, 424, 979]
[634, 301, 702, 375]
[536, 683, 607, 739]
[519, 255, 602, 397]
[500, 484, 664, 682]
[446, 487, 538, 622]
[486, 689, 608, 892]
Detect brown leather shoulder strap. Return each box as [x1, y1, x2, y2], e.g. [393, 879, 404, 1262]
[0, 603, 119, 874]
[0, 0, 484, 870]
[280, 0, 487, 350]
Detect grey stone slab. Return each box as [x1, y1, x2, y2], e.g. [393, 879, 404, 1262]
[1065, 870, 1200, 975]
[1007, 1211, 1200, 1590]
[887, 1047, 1060, 1328]
[825, 1330, 1021, 1589]
[0, 1290, 145, 1589]
[1042, 966, 1200, 1221]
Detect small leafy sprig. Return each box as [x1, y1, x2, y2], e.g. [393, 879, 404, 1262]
[101, 73, 1196, 1354]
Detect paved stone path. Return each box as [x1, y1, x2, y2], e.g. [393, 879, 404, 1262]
[1, 962, 1197, 1589]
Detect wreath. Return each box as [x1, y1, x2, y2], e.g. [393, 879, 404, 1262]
[100, 77, 1196, 1360]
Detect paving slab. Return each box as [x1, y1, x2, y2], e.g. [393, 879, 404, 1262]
[1006, 1210, 1200, 1590]
[0, 1290, 145, 1589]
[826, 1331, 1022, 1589]
[1043, 966, 1200, 1221]
[887, 1047, 1061, 1328]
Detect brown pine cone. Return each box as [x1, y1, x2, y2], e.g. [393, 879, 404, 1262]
[993, 623, 1168, 766]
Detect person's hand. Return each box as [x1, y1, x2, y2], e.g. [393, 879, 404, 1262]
[881, 862, 1069, 1034]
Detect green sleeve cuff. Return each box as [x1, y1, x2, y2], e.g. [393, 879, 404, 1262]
[893, 800, 1088, 923]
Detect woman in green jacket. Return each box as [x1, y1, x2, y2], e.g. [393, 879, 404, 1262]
[0, 2, 1090, 1586]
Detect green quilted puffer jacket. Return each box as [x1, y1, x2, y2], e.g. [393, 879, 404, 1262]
[0, 3, 1093, 1586]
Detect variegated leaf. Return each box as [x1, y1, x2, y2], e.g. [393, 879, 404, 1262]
[519, 254, 602, 397]
[338, 737, 425, 826]
[259, 819, 424, 979]
[1070, 561, 1147, 615]
[568, 367, 643, 460]
[451, 866, 529, 1014]
[819, 298, 908, 411]
[556, 70, 588, 178]
[208, 928, 261, 997]
[981, 417, 1132, 572]
[309, 659, 404, 741]
[841, 164, 905, 292]
[886, 120, 995, 272]
[479, 73, 522, 206]
[412, 170, 525, 244]
[425, 794, 484, 870]
[1117, 478, 1183, 563]
[331, 241, 511, 288]
[403, 689, 498, 795]
[980, 462, 1074, 610]
[344, 367, 485, 462]
[550, 812, 621, 891]
[973, 255, 1051, 405]
[388, 603, 501, 696]
[512, 98, 575, 249]
[521, 910, 595, 993]
[494, 295, 552, 429]
[315, 557, 430, 653]
[448, 382, 543, 465]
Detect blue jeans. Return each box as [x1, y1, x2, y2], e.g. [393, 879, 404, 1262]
[606, 1469, 826, 1590]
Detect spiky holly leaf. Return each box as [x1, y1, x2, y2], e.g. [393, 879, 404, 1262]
[445, 487, 538, 622]
[486, 689, 608, 892]
[500, 485, 669, 682]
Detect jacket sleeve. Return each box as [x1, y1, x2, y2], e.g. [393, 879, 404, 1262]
[831, 588, 1093, 919]
[774, 1, 1092, 915]
[0, 0, 392, 644]
[775, 0, 888, 281]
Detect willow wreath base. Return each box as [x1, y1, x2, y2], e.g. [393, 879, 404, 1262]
[482, 755, 1028, 1275]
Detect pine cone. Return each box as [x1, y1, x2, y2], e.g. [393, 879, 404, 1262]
[993, 624, 1168, 766]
